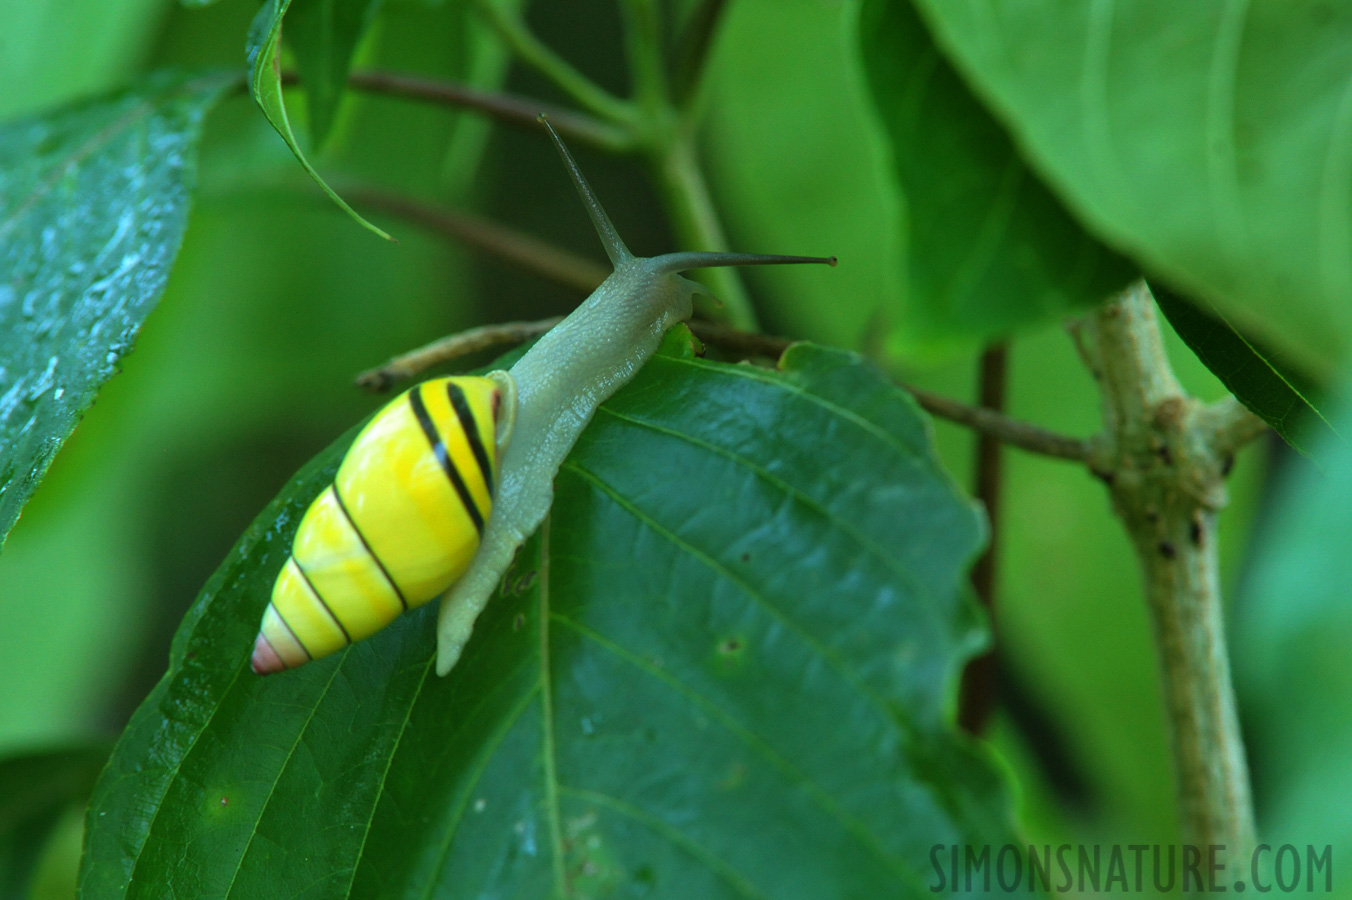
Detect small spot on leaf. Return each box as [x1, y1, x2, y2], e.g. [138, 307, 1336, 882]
[718, 761, 747, 791]
[506, 569, 537, 596]
[633, 864, 657, 888]
[712, 635, 750, 676]
[565, 810, 622, 895]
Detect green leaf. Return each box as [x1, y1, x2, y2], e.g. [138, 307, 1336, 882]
[912, 0, 1352, 377]
[287, 0, 383, 147]
[858, 0, 1134, 354]
[1152, 280, 1339, 457]
[0, 70, 234, 550]
[1235, 385, 1352, 868]
[0, 743, 109, 898]
[247, 0, 392, 241]
[81, 339, 1021, 898]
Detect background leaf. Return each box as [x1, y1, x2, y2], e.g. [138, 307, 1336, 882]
[0, 743, 108, 899]
[287, 0, 384, 147]
[247, 0, 392, 240]
[1152, 280, 1338, 457]
[0, 70, 233, 550]
[0, 0, 167, 122]
[858, 0, 1134, 355]
[1234, 383, 1352, 892]
[81, 339, 1022, 898]
[700, 0, 904, 353]
[911, 0, 1352, 377]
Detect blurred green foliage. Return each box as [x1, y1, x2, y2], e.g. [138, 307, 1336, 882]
[914, 0, 1352, 380]
[1236, 381, 1352, 887]
[0, 0, 1349, 896]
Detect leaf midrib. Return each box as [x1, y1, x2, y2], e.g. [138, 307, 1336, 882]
[551, 615, 927, 893]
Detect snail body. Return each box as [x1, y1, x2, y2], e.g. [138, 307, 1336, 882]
[252, 118, 835, 677]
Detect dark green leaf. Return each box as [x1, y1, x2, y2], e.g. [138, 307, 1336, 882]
[859, 0, 1134, 352]
[247, 0, 392, 240]
[0, 743, 109, 898]
[81, 337, 1021, 898]
[912, 0, 1352, 377]
[1235, 384, 1352, 863]
[1152, 281, 1339, 456]
[0, 70, 234, 550]
[287, 0, 383, 147]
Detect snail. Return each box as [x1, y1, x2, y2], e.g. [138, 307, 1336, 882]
[251, 117, 836, 677]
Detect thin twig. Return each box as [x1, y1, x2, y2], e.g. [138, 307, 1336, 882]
[356, 318, 563, 391]
[339, 186, 610, 293]
[356, 318, 760, 390]
[340, 70, 633, 151]
[907, 385, 1092, 461]
[959, 344, 1010, 735]
[356, 318, 1094, 463]
[685, 321, 790, 358]
[699, 330, 1089, 465]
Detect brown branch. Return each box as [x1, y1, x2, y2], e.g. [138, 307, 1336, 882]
[357, 319, 1093, 464]
[905, 384, 1092, 462]
[693, 326, 1089, 460]
[959, 344, 1010, 735]
[279, 70, 634, 151]
[339, 187, 610, 294]
[357, 318, 564, 391]
[1084, 281, 1257, 875]
[686, 321, 794, 358]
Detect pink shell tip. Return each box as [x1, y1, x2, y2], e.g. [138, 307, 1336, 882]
[250, 634, 284, 676]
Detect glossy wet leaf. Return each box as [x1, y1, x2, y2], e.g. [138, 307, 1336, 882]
[287, 0, 383, 147]
[913, 0, 1352, 376]
[859, 0, 1134, 353]
[0, 743, 109, 898]
[0, 70, 234, 550]
[247, 0, 391, 240]
[1152, 281, 1338, 457]
[80, 338, 1021, 898]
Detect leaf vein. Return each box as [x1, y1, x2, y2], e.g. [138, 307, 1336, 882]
[590, 403, 952, 633]
[557, 785, 769, 900]
[552, 616, 926, 893]
[419, 683, 543, 900]
[559, 460, 925, 742]
[221, 661, 346, 900]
